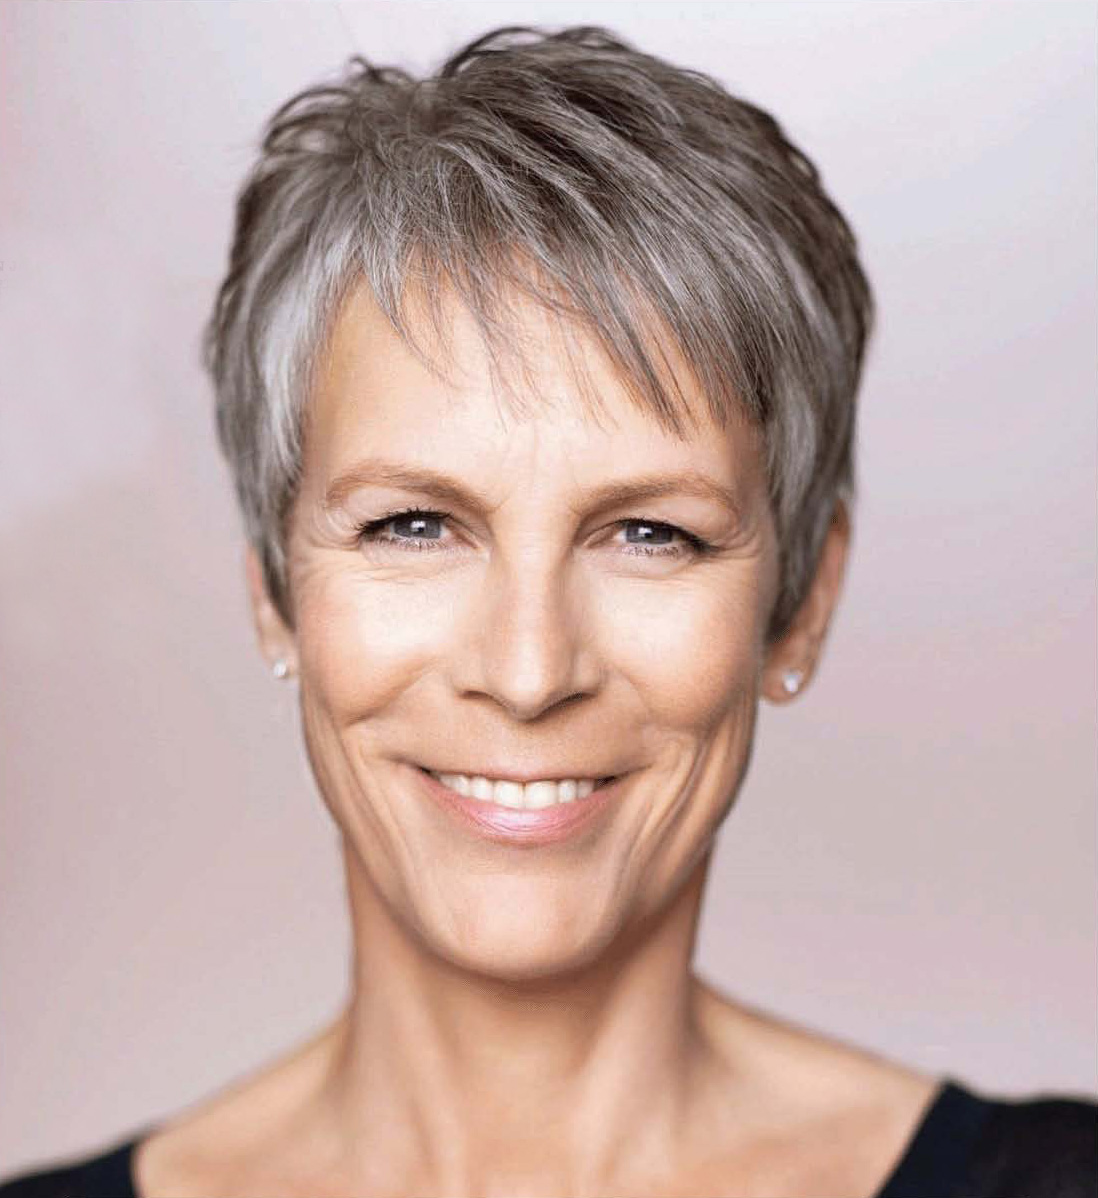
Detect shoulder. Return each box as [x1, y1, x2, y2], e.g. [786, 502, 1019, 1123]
[962, 1085, 1098, 1198]
[0, 1136, 140, 1198]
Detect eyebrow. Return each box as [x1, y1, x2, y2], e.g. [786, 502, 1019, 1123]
[323, 458, 744, 519]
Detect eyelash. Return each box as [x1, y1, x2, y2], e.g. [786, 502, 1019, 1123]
[353, 507, 715, 559]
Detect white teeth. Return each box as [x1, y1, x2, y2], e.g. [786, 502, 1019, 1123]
[432, 772, 606, 809]
[524, 781, 559, 810]
[494, 780, 525, 809]
[448, 774, 471, 798]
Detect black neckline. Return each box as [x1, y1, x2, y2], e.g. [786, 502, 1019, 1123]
[66, 1127, 145, 1198]
[93, 1078, 991, 1198]
[871, 1077, 994, 1198]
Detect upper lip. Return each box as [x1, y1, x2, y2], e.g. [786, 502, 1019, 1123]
[417, 764, 620, 783]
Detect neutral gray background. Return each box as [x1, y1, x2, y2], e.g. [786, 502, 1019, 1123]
[1, 0, 1095, 1176]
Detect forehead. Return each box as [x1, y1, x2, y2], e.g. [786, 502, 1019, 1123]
[305, 278, 766, 494]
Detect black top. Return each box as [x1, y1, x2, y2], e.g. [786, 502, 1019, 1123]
[1, 1076, 1095, 1197]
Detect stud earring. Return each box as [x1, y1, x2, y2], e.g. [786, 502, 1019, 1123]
[781, 667, 803, 695]
[272, 658, 290, 680]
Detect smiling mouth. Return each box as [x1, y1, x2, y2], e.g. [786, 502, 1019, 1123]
[416, 765, 617, 810]
[413, 763, 627, 846]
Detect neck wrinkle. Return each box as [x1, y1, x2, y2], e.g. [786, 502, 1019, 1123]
[318, 841, 720, 1196]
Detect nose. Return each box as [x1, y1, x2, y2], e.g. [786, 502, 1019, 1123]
[455, 551, 603, 722]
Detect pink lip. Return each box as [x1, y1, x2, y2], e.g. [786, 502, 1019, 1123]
[413, 765, 627, 847]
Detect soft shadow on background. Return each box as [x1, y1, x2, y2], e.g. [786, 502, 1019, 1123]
[1, 0, 1094, 1175]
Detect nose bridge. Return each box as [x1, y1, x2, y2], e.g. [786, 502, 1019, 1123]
[471, 540, 598, 721]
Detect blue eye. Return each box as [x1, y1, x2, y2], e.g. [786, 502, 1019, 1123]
[622, 519, 678, 552]
[355, 508, 449, 552]
[354, 509, 712, 558]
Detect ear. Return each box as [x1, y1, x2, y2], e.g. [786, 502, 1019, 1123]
[762, 502, 850, 704]
[244, 545, 298, 678]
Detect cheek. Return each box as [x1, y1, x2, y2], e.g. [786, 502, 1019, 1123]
[293, 565, 450, 716]
[606, 574, 763, 731]
[292, 552, 768, 732]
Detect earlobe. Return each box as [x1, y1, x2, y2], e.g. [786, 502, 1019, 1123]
[762, 637, 812, 706]
[761, 504, 850, 705]
[244, 546, 297, 677]
[780, 667, 804, 696]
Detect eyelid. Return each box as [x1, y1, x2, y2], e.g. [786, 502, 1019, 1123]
[355, 508, 712, 554]
[356, 507, 456, 545]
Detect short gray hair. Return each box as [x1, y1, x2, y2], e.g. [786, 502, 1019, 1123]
[204, 25, 872, 643]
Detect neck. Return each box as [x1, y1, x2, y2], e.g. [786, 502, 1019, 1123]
[314, 841, 722, 1196]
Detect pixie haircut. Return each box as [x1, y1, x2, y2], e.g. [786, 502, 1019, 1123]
[204, 25, 872, 643]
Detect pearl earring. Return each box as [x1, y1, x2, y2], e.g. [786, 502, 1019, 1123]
[781, 668, 803, 695]
[272, 658, 290, 680]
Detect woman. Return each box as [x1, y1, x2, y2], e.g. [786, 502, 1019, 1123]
[2, 24, 1094, 1198]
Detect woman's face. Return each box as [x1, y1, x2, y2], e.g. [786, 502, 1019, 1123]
[263, 281, 791, 980]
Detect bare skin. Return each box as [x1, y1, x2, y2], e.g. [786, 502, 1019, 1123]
[135, 283, 941, 1197]
[132, 976, 940, 1198]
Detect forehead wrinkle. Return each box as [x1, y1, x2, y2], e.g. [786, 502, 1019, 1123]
[322, 457, 745, 524]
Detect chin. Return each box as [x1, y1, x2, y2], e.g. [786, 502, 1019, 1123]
[430, 933, 621, 987]
[413, 890, 627, 985]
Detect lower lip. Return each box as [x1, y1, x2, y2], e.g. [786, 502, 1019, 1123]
[413, 766, 627, 847]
